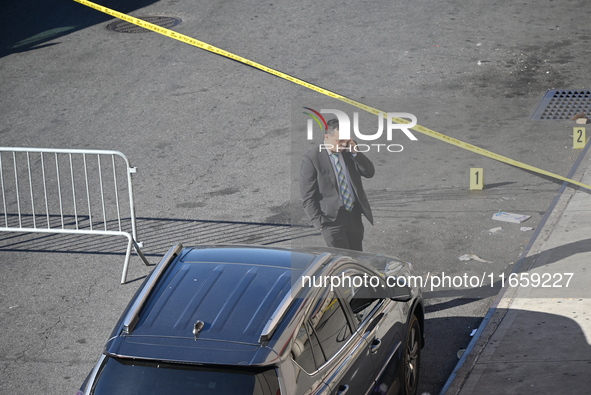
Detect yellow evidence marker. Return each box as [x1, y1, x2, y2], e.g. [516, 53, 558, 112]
[573, 127, 586, 149]
[470, 168, 484, 190]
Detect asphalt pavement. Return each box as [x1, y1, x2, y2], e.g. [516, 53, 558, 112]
[2, 1, 591, 394]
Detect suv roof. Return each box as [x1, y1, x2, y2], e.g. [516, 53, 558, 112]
[105, 245, 333, 365]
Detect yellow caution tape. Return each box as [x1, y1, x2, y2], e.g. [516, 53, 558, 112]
[74, 0, 591, 190]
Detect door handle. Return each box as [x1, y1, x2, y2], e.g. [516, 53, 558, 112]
[371, 338, 382, 353]
[337, 384, 349, 395]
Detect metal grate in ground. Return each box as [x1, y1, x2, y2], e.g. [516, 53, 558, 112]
[531, 90, 591, 120]
[107, 16, 182, 33]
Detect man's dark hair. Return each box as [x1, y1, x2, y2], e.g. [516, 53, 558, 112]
[326, 118, 339, 135]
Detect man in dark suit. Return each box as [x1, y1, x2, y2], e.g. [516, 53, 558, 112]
[299, 118, 375, 251]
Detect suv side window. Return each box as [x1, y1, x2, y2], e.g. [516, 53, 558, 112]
[339, 268, 385, 327]
[308, 294, 352, 365]
[292, 322, 322, 373]
[292, 294, 352, 372]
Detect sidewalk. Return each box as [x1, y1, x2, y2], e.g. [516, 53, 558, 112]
[444, 153, 591, 394]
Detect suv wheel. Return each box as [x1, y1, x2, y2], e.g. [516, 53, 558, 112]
[403, 315, 421, 395]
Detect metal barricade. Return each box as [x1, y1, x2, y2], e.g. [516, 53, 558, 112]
[0, 147, 150, 283]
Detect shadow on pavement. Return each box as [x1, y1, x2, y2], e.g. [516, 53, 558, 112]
[419, 236, 591, 310]
[417, 237, 591, 394]
[0, 0, 158, 58]
[420, 309, 591, 394]
[0, 216, 316, 258]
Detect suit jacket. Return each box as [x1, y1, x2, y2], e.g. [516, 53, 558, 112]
[300, 148, 375, 230]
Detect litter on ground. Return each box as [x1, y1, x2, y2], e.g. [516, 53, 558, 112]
[459, 254, 491, 263]
[492, 212, 531, 223]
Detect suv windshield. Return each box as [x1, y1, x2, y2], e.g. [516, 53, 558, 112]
[90, 357, 280, 395]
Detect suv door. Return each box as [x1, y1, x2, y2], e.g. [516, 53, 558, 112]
[340, 266, 407, 395]
[294, 291, 374, 395]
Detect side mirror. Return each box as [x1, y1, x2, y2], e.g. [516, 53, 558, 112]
[350, 284, 378, 313]
[388, 278, 412, 302]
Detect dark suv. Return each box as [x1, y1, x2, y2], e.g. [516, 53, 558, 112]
[77, 244, 424, 395]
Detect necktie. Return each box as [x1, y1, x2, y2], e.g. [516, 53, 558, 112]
[331, 153, 354, 211]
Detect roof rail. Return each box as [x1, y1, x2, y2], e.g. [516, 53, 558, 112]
[259, 252, 333, 343]
[122, 243, 184, 334]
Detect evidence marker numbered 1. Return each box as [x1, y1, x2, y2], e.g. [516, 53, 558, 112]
[470, 168, 484, 190]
